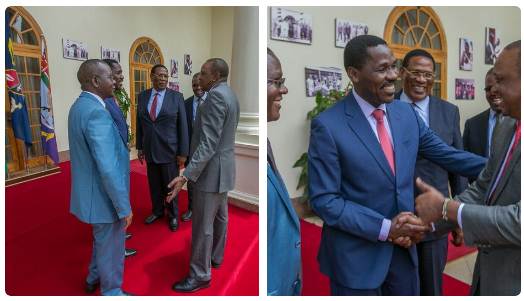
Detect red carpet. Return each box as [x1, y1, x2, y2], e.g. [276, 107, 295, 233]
[300, 219, 472, 296]
[5, 160, 258, 296]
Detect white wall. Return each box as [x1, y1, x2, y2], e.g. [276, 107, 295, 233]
[25, 6, 237, 153]
[267, 6, 521, 198]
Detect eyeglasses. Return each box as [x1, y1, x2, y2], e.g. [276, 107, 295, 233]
[403, 67, 435, 80]
[267, 78, 286, 89]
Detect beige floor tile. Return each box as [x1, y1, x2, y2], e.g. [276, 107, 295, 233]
[443, 251, 478, 285]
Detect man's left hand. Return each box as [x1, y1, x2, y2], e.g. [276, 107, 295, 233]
[415, 177, 445, 224]
[165, 176, 187, 203]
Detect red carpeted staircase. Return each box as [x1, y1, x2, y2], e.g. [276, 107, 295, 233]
[299, 219, 475, 296]
[5, 160, 258, 296]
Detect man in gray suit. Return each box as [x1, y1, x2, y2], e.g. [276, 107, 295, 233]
[166, 58, 240, 292]
[69, 60, 133, 296]
[414, 40, 521, 296]
[396, 49, 467, 296]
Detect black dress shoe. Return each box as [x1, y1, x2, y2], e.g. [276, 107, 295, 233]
[125, 248, 137, 257]
[85, 280, 99, 294]
[172, 277, 210, 293]
[211, 261, 221, 269]
[144, 214, 163, 224]
[169, 218, 179, 232]
[181, 210, 192, 222]
[125, 233, 132, 240]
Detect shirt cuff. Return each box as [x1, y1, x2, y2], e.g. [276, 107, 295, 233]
[378, 218, 391, 241]
[430, 222, 436, 232]
[457, 203, 465, 229]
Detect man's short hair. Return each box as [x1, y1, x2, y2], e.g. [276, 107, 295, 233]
[192, 72, 201, 80]
[344, 35, 387, 70]
[151, 64, 168, 74]
[486, 67, 495, 78]
[102, 58, 119, 69]
[504, 40, 521, 77]
[77, 59, 106, 85]
[206, 58, 229, 79]
[402, 49, 436, 70]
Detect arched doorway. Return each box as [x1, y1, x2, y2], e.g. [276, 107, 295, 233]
[128, 37, 163, 146]
[6, 7, 54, 176]
[384, 6, 448, 99]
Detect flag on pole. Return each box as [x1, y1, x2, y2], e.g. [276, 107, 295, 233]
[5, 10, 32, 147]
[40, 37, 59, 165]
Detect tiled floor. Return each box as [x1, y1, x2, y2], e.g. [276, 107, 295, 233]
[444, 251, 477, 285]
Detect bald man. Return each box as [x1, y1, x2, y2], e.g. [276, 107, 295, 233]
[69, 59, 133, 296]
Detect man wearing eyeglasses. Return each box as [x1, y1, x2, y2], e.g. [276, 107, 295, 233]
[395, 49, 467, 296]
[136, 64, 189, 232]
[308, 35, 486, 295]
[267, 48, 301, 296]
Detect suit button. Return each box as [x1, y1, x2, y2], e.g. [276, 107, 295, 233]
[295, 241, 301, 248]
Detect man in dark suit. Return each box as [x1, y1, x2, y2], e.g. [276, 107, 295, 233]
[167, 58, 239, 292]
[267, 48, 302, 296]
[308, 35, 486, 296]
[103, 59, 136, 257]
[416, 41, 520, 295]
[182, 72, 207, 222]
[463, 68, 503, 161]
[396, 49, 467, 295]
[136, 64, 189, 231]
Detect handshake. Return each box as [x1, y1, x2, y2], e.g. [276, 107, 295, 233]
[387, 212, 430, 248]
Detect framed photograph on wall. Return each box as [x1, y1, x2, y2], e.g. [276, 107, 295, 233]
[170, 59, 179, 78]
[62, 38, 88, 61]
[335, 19, 369, 48]
[184, 54, 192, 75]
[455, 78, 475, 100]
[305, 67, 343, 97]
[485, 27, 501, 65]
[270, 7, 312, 45]
[168, 79, 180, 92]
[459, 38, 473, 71]
[101, 47, 120, 62]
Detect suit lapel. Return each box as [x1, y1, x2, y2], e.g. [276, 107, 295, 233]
[345, 94, 395, 183]
[428, 97, 438, 131]
[479, 110, 490, 156]
[489, 136, 520, 204]
[268, 164, 300, 229]
[156, 89, 170, 119]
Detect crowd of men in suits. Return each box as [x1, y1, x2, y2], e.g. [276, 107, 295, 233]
[68, 57, 239, 295]
[268, 36, 520, 296]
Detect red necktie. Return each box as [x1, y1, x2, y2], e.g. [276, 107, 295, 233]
[372, 109, 395, 175]
[149, 93, 159, 121]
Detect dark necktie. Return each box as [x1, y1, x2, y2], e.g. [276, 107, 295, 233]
[149, 92, 159, 121]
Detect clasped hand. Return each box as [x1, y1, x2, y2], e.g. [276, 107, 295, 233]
[387, 212, 430, 248]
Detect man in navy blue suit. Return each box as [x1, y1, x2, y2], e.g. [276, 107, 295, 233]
[182, 72, 207, 222]
[308, 35, 487, 296]
[396, 50, 467, 295]
[102, 59, 136, 258]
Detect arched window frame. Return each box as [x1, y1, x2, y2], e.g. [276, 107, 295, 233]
[384, 6, 448, 99]
[128, 37, 164, 146]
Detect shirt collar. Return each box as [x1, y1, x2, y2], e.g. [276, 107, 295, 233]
[352, 89, 387, 118]
[399, 91, 430, 111]
[84, 91, 106, 108]
[489, 109, 497, 120]
[195, 92, 207, 101]
[152, 88, 166, 97]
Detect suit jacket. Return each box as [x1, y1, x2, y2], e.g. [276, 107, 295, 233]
[308, 92, 487, 289]
[136, 88, 189, 164]
[456, 117, 520, 295]
[68, 91, 130, 224]
[463, 109, 490, 157]
[267, 163, 301, 296]
[104, 97, 128, 144]
[395, 92, 467, 241]
[184, 81, 239, 193]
